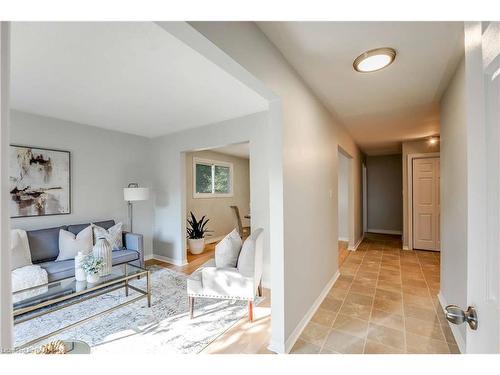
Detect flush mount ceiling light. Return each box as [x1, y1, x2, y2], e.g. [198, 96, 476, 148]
[353, 47, 397, 73]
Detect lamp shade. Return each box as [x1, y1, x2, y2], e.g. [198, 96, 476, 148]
[124, 187, 149, 201]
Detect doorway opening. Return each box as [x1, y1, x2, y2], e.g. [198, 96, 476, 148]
[337, 147, 353, 266]
[184, 142, 251, 265]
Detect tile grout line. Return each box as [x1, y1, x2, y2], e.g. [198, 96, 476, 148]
[362, 241, 383, 353]
[414, 250, 451, 353]
[399, 244, 409, 353]
[319, 242, 369, 354]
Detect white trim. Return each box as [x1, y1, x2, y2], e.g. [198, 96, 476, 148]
[348, 234, 364, 251]
[338, 237, 349, 242]
[406, 152, 440, 250]
[0, 21, 13, 350]
[437, 292, 465, 353]
[367, 229, 402, 235]
[193, 157, 234, 198]
[149, 254, 188, 267]
[280, 271, 340, 353]
[362, 163, 367, 234]
[402, 245, 410, 251]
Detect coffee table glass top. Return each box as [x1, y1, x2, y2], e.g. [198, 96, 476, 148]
[13, 263, 146, 313]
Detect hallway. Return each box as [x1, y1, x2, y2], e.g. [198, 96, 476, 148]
[292, 233, 459, 354]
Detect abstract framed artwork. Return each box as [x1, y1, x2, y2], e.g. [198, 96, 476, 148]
[9, 145, 71, 218]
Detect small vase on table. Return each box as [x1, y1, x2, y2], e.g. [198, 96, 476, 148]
[93, 237, 112, 276]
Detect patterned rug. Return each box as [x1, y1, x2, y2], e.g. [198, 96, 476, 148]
[14, 266, 257, 354]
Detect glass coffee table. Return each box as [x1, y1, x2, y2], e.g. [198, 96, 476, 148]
[13, 263, 151, 351]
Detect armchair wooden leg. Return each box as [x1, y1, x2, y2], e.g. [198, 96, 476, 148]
[189, 297, 194, 319]
[257, 281, 263, 297]
[248, 301, 254, 322]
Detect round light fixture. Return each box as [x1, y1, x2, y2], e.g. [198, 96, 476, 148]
[353, 47, 396, 73]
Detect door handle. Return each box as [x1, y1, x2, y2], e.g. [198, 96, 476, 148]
[444, 305, 478, 330]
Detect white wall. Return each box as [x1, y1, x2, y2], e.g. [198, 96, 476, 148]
[366, 154, 403, 234]
[440, 58, 467, 345]
[185, 149, 250, 241]
[9, 110, 154, 257]
[190, 21, 364, 351]
[152, 111, 272, 283]
[338, 151, 349, 240]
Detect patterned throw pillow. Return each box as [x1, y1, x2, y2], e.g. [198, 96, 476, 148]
[92, 222, 123, 250]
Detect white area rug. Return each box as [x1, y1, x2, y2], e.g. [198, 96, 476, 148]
[14, 266, 257, 354]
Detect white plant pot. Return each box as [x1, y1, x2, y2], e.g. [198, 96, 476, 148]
[86, 273, 100, 284]
[188, 238, 205, 255]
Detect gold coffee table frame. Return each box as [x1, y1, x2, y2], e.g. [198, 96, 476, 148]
[13, 263, 151, 351]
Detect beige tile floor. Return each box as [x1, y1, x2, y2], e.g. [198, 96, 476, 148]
[291, 233, 460, 354]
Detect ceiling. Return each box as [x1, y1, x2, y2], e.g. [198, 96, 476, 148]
[10, 22, 268, 138]
[258, 22, 464, 155]
[213, 142, 250, 159]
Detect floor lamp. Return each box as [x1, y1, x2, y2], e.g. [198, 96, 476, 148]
[123, 183, 149, 233]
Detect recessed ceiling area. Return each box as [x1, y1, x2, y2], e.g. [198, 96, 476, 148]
[10, 22, 268, 138]
[212, 142, 250, 159]
[257, 22, 464, 155]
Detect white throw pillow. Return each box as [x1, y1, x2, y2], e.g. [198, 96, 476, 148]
[93, 222, 123, 250]
[12, 265, 48, 304]
[10, 229, 32, 270]
[215, 229, 242, 268]
[57, 226, 93, 261]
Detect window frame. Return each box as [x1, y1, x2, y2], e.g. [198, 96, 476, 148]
[193, 157, 234, 198]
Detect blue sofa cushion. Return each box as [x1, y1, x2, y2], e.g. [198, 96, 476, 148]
[67, 220, 115, 235]
[39, 259, 75, 282]
[39, 249, 139, 282]
[27, 226, 68, 264]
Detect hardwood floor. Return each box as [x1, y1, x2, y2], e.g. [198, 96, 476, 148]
[145, 243, 216, 274]
[338, 240, 349, 267]
[145, 242, 272, 354]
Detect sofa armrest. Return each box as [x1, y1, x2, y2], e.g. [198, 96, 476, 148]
[123, 232, 144, 268]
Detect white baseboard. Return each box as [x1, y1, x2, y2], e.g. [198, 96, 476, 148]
[402, 245, 410, 251]
[348, 235, 364, 251]
[149, 254, 188, 267]
[338, 237, 349, 242]
[267, 340, 286, 354]
[437, 292, 465, 353]
[367, 229, 403, 235]
[282, 271, 340, 353]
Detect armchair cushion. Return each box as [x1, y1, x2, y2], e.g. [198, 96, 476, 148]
[187, 259, 254, 300]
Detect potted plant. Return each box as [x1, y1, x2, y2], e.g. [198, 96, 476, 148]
[187, 212, 211, 255]
[81, 255, 104, 283]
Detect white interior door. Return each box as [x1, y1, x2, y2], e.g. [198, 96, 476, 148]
[413, 157, 440, 251]
[446, 22, 500, 353]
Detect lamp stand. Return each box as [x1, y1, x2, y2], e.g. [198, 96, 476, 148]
[128, 201, 133, 233]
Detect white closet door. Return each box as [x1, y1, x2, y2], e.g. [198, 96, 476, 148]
[413, 157, 440, 251]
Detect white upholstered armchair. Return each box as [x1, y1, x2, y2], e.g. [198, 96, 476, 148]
[187, 228, 264, 321]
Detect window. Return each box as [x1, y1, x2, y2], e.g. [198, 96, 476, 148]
[193, 158, 233, 198]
